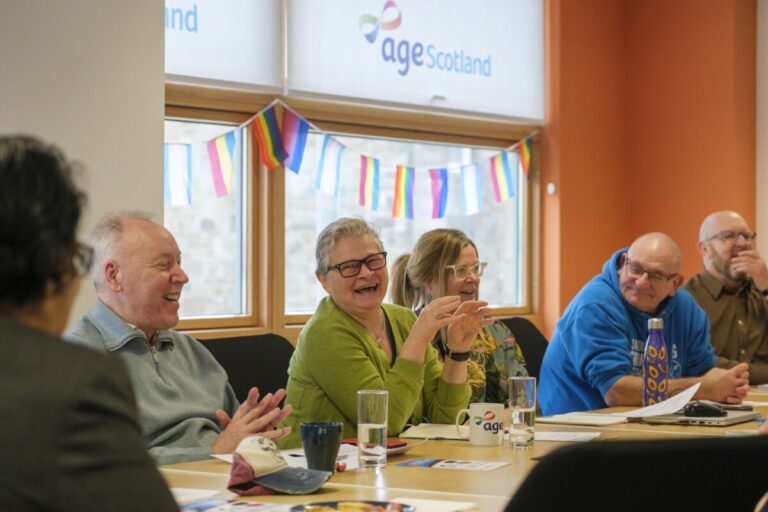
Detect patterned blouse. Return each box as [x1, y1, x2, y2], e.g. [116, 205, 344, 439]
[433, 320, 529, 404]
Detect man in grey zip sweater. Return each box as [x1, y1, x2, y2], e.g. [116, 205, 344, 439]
[66, 212, 291, 464]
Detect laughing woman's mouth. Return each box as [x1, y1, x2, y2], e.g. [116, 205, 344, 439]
[163, 293, 181, 302]
[354, 283, 379, 295]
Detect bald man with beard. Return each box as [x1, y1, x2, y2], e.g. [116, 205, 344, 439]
[684, 211, 768, 384]
[539, 232, 749, 415]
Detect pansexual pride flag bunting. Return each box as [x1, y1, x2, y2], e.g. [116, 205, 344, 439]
[429, 168, 448, 219]
[461, 163, 482, 215]
[207, 131, 237, 197]
[490, 152, 515, 203]
[517, 137, 532, 178]
[392, 165, 415, 219]
[359, 155, 380, 211]
[282, 108, 309, 174]
[252, 105, 287, 171]
[315, 135, 346, 197]
[163, 143, 192, 206]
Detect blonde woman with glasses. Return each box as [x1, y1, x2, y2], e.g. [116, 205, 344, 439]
[391, 229, 529, 404]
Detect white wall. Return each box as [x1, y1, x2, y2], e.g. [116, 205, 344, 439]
[759, 0, 768, 256]
[0, 1, 164, 325]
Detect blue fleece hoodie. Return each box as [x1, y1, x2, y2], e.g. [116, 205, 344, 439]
[538, 248, 716, 415]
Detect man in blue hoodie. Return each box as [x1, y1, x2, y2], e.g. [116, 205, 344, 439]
[538, 232, 750, 415]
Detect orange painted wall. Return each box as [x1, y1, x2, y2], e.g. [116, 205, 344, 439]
[626, 0, 756, 278]
[541, 0, 756, 337]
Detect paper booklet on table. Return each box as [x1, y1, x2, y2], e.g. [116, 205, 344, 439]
[400, 423, 468, 440]
[536, 383, 701, 426]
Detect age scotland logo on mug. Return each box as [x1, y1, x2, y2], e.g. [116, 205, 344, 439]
[456, 403, 504, 446]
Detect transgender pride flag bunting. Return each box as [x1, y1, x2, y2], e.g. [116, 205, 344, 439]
[429, 168, 448, 219]
[461, 163, 482, 215]
[315, 135, 346, 197]
[359, 155, 380, 211]
[163, 143, 192, 206]
[392, 165, 415, 219]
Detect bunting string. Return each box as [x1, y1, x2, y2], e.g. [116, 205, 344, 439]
[163, 98, 537, 219]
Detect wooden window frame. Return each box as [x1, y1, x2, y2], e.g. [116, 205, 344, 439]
[166, 83, 538, 342]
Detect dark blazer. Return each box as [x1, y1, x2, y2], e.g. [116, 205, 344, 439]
[0, 315, 178, 511]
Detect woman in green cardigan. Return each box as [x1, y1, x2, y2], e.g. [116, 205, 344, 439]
[279, 218, 491, 448]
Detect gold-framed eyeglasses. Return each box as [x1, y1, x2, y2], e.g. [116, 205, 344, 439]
[328, 251, 387, 277]
[704, 231, 757, 243]
[73, 242, 94, 277]
[623, 258, 677, 285]
[446, 261, 487, 280]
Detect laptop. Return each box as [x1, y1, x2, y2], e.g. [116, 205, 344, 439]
[641, 409, 760, 426]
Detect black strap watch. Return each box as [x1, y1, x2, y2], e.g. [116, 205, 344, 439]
[446, 347, 471, 361]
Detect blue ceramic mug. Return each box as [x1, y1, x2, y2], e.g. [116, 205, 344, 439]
[300, 422, 343, 472]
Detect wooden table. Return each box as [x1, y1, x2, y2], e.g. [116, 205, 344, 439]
[161, 390, 768, 511]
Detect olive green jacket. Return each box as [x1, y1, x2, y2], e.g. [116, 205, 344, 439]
[279, 297, 470, 448]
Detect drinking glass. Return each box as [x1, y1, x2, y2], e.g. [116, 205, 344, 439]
[509, 376, 536, 447]
[357, 390, 388, 469]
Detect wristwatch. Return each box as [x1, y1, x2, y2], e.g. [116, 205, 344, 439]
[445, 346, 471, 361]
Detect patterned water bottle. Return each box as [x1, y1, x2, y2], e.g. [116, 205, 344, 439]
[642, 318, 668, 406]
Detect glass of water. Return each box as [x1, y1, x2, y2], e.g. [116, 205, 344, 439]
[509, 376, 536, 447]
[357, 389, 388, 469]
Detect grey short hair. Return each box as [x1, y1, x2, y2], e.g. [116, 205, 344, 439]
[315, 217, 383, 274]
[90, 210, 156, 289]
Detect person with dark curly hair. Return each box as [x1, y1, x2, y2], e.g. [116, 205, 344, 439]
[0, 135, 178, 511]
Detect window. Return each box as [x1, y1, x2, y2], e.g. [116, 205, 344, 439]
[284, 132, 526, 315]
[163, 119, 249, 319]
[165, 85, 536, 339]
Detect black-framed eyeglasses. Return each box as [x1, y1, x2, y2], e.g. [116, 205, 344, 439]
[73, 242, 94, 277]
[446, 261, 488, 280]
[328, 251, 387, 277]
[623, 258, 677, 285]
[705, 231, 757, 243]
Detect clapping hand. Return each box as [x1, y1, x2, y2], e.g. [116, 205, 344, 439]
[212, 387, 293, 454]
[408, 295, 463, 346]
[445, 299, 493, 353]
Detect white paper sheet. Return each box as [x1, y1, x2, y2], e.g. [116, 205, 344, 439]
[399, 423, 468, 440]
[610, 383, 700, 418]
[213, 444, 360, 470]
[171, 487, 221, 504]
[536, 413, 627, 426]
[534, 431, 601, 442]
[392, 497, 477, 511]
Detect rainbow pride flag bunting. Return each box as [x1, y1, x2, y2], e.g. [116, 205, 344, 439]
[282, 108, 309, 174]
[207, 131, 237, 197]
[461, 163, 482, 215]
[315, 135, 346, 197]
[392, 165, 415, 219]
[490, 152, 514, 203]
[252, 105, 287, 171]
[429, 168, 448, 219]
[359, 155, 380, 211]
[517, 137, 532, 178]
[164, 143, 192, 206]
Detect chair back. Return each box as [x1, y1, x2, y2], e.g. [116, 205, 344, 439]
[505, 435, 768, 511]
[498, 317, 548, 379]
[202, 333, 294, 403]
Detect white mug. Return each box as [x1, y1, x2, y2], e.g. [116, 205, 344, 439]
[455, 402, 505, 446]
